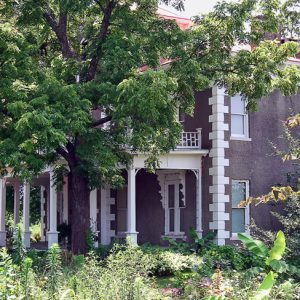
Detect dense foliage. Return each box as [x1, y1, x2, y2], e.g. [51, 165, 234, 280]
[1, 230, 300, 299]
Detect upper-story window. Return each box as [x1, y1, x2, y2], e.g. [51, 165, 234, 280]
[177, 107, 185, 125]
[230, 95, 249, 139]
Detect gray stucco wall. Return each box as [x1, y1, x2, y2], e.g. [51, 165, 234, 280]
[228, 89, 300, 232]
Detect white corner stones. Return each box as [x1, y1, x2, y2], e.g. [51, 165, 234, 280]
[208, 86, 230, 245]
[101, 187, 116, 245]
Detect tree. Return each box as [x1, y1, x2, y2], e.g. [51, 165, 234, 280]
[0, 0, 300, 253]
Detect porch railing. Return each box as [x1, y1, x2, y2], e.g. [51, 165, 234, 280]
[177, 129, 202, 149]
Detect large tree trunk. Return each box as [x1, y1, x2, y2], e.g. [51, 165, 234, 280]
[69, 170, 90, 254]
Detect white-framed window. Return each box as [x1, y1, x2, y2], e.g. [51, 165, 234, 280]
[165, 181, 185, 235]
[230, 95, 249, 139]
[177, 107, 185, 125]
[231, 180, 250, 234]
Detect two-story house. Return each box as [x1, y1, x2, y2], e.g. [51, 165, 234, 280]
[0, 14, 299, 250]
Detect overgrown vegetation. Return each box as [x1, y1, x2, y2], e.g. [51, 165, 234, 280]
[1, 229, 300, 299]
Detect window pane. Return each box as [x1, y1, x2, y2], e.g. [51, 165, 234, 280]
[169, 209, 174, 232]
[180, 210, 184, 232]
[168, 185, 175, 208]
[231, 95, 245, 114]
[231, 115, 244, 135]
[179, 184, 185, 208]
[179, 108, 185, 123]
[232, 182, 246, 207]
[232, 208, 245, 233]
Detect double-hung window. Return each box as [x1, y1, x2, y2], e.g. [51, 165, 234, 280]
[165, 181, 185, 235]
[231, 180, 250, 234]
[230, 95, 249, 139]
[177, 107, 185, 125]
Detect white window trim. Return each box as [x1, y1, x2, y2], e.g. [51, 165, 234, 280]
[230, 96, 250, 140]
[164, 180, 185, 236]
[230, 136, 252, 142]
[231, 180, 250, 239]
[177, 107, 185, 125]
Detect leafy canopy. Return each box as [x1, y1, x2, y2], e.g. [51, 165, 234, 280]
[0, 0, 300, 188]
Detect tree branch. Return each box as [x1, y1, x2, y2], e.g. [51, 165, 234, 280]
[56, 145, 71, 161]
[86, 0, 116, 81]
[92, 115, 112, 127]
[43, 6, 74, 59]
[94, 0, 105, 13]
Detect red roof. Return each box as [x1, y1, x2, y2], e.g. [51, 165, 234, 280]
[158, 14, 193, 30]
[157, 8, 193, 30]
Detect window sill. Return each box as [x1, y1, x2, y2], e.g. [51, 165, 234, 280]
[162, 233, 187, 241]
[230, 136, 252, 142]
[230, 232, 250, 240]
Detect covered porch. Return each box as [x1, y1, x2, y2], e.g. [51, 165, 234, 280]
[0, 143, 208, 250]
[0, 169, 68, 249]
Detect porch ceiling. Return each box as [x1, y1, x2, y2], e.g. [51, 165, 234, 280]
[5, 172, 50, 186]
[133, 150, 209, 170]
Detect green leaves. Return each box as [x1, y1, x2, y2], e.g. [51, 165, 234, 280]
[238, 231, 287, 267]
[239, 230, 300, 282]
[237, 233, 268, 258]
[266, 231, 286, 265]
[251, 271, 275, 300]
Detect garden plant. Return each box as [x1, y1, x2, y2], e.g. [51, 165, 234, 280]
[1, 227, 300, 299]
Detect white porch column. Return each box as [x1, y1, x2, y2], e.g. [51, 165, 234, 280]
[90, 189, 99, 247]
[22, 183, 31, 248]
[0, 179, 6, 247]
[100, 187, 108, 245]
[47, 171, 58, 248]
[126, 168, 138, 244]
[62, 176, 68, 224]
[195, 165, 203, 238]
[40, 186, 46, 241]
[13, 183, 20, 227]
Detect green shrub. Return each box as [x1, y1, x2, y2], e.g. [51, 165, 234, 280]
[12, 223, 26, 264]
[272, 194, 300, 262]
[199, 244, 259, 276]
[250, 187, 300, 266]
[270, 280, 300, 299]
[72, 241, 164, 299]
[141, 244, 201, 276]
[162, 236, 193, 254]
[30, 223, 41, 243]
[20, 257, 34, 299]
[46, 244, 62, 299]
[27, 248, 47, 273]
[0, 248, 19, 298]
[1, 232, 299, 300]
[96, 243, 114, 259]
